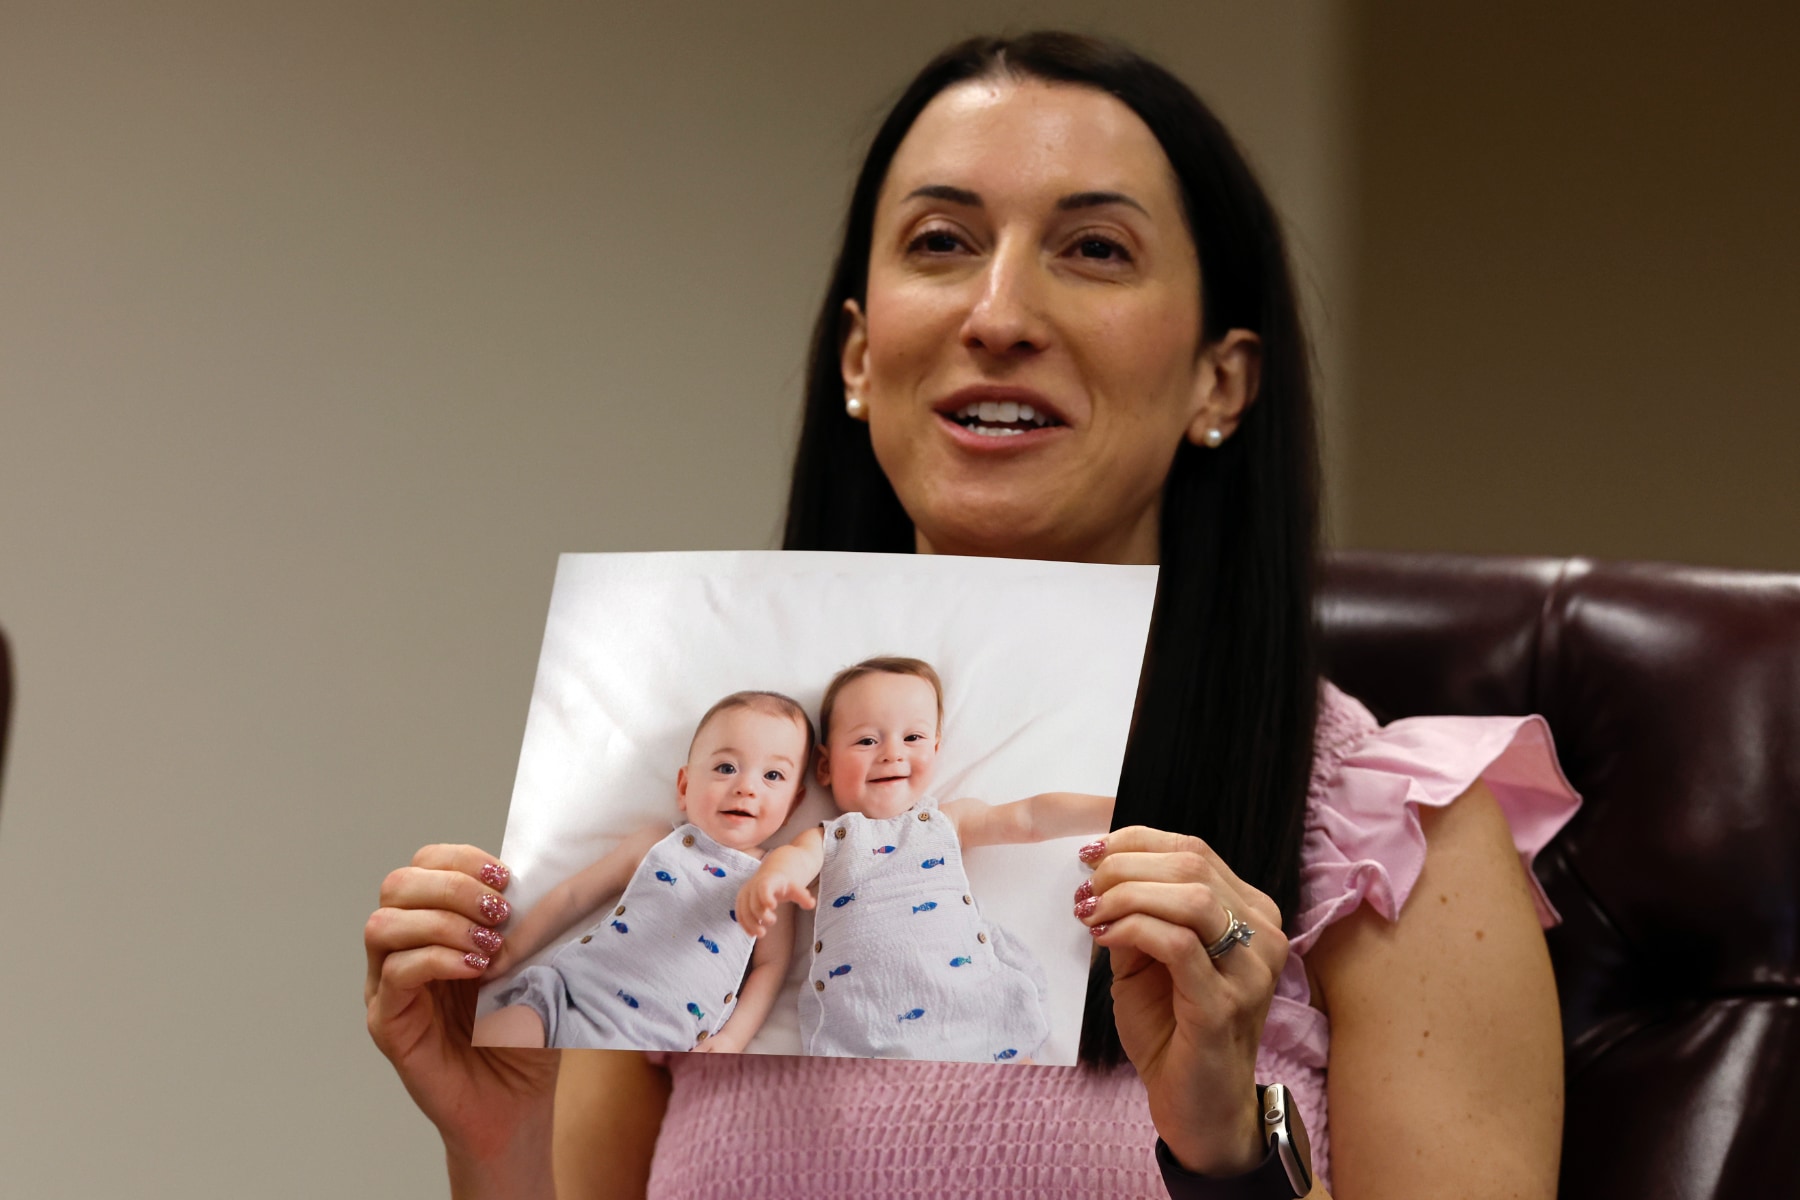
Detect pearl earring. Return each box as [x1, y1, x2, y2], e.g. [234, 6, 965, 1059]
[845, 394, 867, 421]
[1203, 427, 1224, 448]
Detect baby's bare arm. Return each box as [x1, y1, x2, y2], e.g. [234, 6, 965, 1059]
[497, 824, 665, 968]
[943, 792, 1115, 849]
[735, 827, 824, 937]
[697, 903, 796, 1053]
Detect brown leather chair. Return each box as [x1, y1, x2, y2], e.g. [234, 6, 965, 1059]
[1319, 551, 1799, 1199]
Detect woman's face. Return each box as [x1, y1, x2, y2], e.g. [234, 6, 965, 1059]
[842, 77, 1257, 564]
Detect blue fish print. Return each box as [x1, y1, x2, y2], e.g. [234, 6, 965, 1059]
[687, 1002, 705, 1021]
[920, 857, 945, 870]
[702, 863, 726, 878]
[697, 935, 720, 954]
[871, 845, 896, 856]
[610, 920, 629, 934]
[912, 902, 938, 914]
[616, 990, 640, 1009]
[654, 870, 677, 885]
[993, 1048, 1019, 1061]
[897, 1008, 926, 1023]
[948, 956, 972, 967]
[831, 892, 856, 908]
[828, 963, 852, 978]
[728, 908, 736, 922]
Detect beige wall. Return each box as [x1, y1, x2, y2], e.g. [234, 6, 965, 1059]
[0, 4, 1348, 1193]
[1343, 2, 1800, 568]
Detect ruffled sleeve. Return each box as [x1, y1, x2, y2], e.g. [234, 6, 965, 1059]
[1256, 685, 1581, 1191]
[1292, 683, 1583, 958]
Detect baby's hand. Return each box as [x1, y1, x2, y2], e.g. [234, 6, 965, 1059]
[735, 869, 814, 938]
[691, 1032, 745, 1054]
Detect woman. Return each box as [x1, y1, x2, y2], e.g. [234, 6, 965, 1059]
[364, 32, 1575, 1199]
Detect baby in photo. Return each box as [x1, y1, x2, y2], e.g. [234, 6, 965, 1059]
[475, 691, 811, 1051]
[736, 657, 1112, 1063]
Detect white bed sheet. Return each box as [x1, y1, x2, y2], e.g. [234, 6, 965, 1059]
[480, 550, 1158, 1065]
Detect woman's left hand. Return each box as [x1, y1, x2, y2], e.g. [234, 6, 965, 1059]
[1078, 825, 1289, 1176]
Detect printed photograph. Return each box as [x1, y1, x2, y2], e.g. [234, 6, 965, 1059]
[474, 550, 1156, 1065]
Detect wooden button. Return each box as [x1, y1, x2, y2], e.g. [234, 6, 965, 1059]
[814, 980, 826, 992]
[978, 932, 988, 943]
[814, 941, 823, 954]
[695, 1030, 710, 1042]
[834, 827, 847, 840]
[918, 811, 931, 821]
[962, 895, 972, 905]
[682, 834, 696, 847]
[723, 992, 735, 1005]
[614, 905, 626, 916]
[579, 934, 592, 944]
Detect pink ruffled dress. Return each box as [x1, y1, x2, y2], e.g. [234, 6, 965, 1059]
[644, 684, 1581, 1199]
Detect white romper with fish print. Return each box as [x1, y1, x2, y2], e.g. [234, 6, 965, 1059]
[491, 823, 758, 1051]
[799, 796, 1050, 1063]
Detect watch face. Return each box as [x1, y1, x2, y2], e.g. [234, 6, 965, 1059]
[1276, 1135, 1312, 1196]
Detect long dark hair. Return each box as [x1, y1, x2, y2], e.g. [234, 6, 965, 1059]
[782, 32, 1320, 1070]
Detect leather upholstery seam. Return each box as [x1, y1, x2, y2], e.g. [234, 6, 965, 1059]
[1570, 991, 1800, 1069]
[1532, 558, 1647, 979]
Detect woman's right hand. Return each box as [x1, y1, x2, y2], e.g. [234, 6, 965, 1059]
[364, 844, 560, 1192]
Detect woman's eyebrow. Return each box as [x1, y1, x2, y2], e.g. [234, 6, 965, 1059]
[1057, 190, 1148, 216]
[901, 184, 1147, 217]
[905, 184, 982, 206]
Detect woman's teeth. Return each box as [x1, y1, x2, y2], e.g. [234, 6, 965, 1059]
[953, 400, 1057, 436]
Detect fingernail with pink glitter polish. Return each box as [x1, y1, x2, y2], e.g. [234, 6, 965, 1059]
[1074, 896, 1100, 920]
[1078, 839, 1106, 864]
[478, 893, 510, 925]
[1074, 879, 1094, 904]
[1088, 922, 1110, 938]
[464, 951, 491, 971]
[470, 926, 504, 955]
[479, 861, 510, 890]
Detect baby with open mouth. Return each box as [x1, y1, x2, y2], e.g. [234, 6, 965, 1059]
[736, 656, 1112, 1062]
[474, 691, 811, 1052]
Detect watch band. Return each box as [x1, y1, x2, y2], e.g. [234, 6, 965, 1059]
[1154, 1137, 1303, 1200]
[1153, 1085, 1309, 1200]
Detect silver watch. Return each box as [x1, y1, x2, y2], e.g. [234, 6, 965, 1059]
[1261, 1084, 1314, 1196]
[1152, 1084, 1316, 1198]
